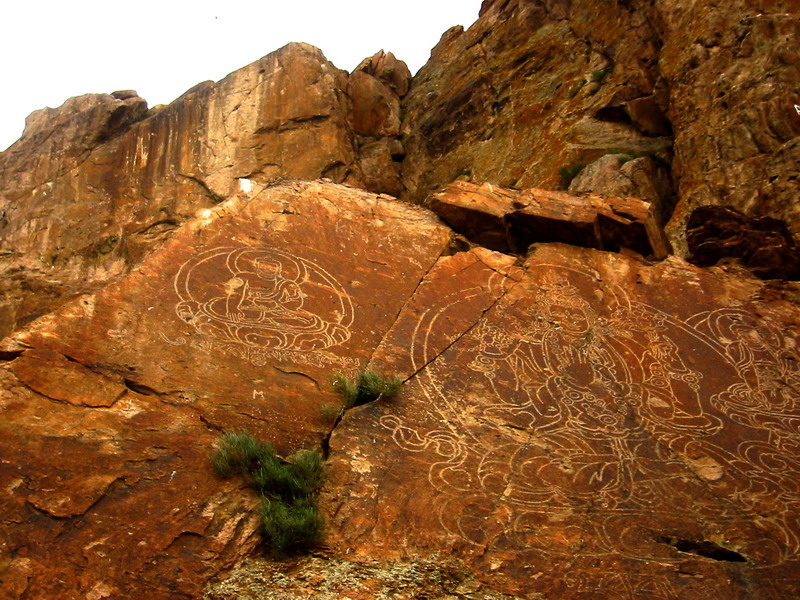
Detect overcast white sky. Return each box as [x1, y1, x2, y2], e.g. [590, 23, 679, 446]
[1, 0, 483, 151]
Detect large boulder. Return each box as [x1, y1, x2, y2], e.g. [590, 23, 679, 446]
[430, 180, 671, 258]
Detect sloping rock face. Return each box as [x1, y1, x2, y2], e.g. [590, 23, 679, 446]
[0, 181, 451, 599]
[400, 0, 800, 255]
[324, 242, 800, 599]
[0, 44, 413, 340]
[1, 1, 799, 598]
[658, 0, 800, 250]
[1, 181, 798, 599]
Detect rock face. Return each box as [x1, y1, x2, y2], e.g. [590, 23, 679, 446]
[399, 0, 800, 255]
[350, 50, 411, 199]
[659, 0, 800, 250]
[0, 44, 413, 340]
[686, 205, 800, 280]
[400, 0, 674, 212]
[1, 1, 799, 599]
[325, 242, 800, 599]
[0, 181, 451, 599]
[1, 180, 798, 599]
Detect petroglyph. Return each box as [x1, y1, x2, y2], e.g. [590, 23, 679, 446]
[174, 246, 354, 365]
[380, 262, 800, 572]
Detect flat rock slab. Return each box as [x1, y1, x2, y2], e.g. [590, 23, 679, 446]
[431, 181, 671, 259]
[323, 243, 800, 599]
[0, 181, 451, 598]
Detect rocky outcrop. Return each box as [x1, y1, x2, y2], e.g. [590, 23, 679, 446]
[430, 180, 670, 258]
[686, 205, 800, 280]
[0, 44, 415, 340]
[0, 181, 451, 599]
[658, 0, 800, 251]
[1, 180, 798, 599]
[350, 51, 411, 198]
[399, 0, 674, 212]
[325, 241, 800, 599]
[399, 0, 800, 257]
[1, 1, 799, 598]
[568, 153, 673, 223]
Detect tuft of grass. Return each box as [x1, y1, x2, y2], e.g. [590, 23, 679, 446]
[211, 431, 273, 478]
[210, 432, 325, 556]
[259, 496, 325, 557]
[331, 369, 403, 409]
[287, 449, 325, 495]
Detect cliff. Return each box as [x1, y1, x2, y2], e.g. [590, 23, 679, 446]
[0, 1, 799, 599]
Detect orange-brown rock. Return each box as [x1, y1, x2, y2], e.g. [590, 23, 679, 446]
[568, 153, 673, 223]
[0, 43, 363, 339]
[0, 178, 799, 599]
[348, 70, 401, 138]
[1, 2, 800, 598]
[686, 205, 800, 280]
[347, 50, 411, 198]
[400, 0, 800, 258]
[354, 50, 412, 97]
[323, 241, 800, 599]
[400, 0, 673, 207]
[658, 0, 800, 249]
[0, 181, 451, 599]
[430, 180, 671, 258]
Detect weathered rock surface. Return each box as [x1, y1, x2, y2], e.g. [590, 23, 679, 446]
[1, 1, 800, 598]
[400, 0, 674, 210]
[204, 555, 519, 600]
[568, 154, 673, 223]
[350, 50, 411, 199]
[0, 178, 798, 599]
[659, 0, 800, 250]
[400, 0, 800, 257]
[0, 44, 416, 341]
[686, 205, 800, 280]
[430, 181, 671, 258]
[0, 43, 362, 340]
[324, 242, 800, 599]
[0, 181, 451, 599]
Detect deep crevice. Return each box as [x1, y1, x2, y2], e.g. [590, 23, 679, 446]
[320, 411, 344, 460]
[657, 535, 747, 562]
[124, 378, 160, 396]
[198, 414, 225, 434]
[402, 273, 522, 384]
[595, 105, 633, 125]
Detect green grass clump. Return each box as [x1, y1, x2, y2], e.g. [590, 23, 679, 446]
[211, 431, 272, 478]
[211, 431, 325, 556]
[259, 497, 325, 556]
[331, 369, 403, 409]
